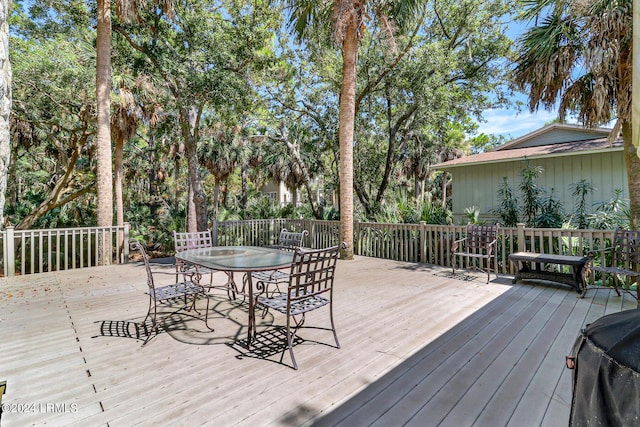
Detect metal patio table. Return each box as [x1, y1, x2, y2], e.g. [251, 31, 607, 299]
[175, 246, 294, 345]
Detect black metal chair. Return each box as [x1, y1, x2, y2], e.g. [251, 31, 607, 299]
[131, 240, 213, 346]
[256, 243, 343, 369]
[251, 228, 308, 296]
[586, 228, 640, 300]
[451, 224, 499, 283]
[174, 230, 237, 299]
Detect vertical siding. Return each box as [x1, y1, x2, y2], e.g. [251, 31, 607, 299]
[451, 150, 627, 221]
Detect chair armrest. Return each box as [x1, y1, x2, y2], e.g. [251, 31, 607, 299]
[586, 246, 615, 259]
[483, 239, 498, 256]
[451, 237, 467, 252]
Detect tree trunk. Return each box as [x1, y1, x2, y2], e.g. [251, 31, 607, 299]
[212, 181, 220, 221]
[173, 154, 181, 212]
[16, 141, 92, 230]
[0, 0, 10, 230]
[96, 0, 113, 227]
[148, 134, 158, 217]
[623, 121, 640, 228]
[114, 134, 124, 227]
[283, 138, 319, 217]
[241, 164, 248, 211]
[187, 181, 197, 232]
[114, 131, 125, 255]
[338, 19, 357, 259]
[180, 106, 208, 231]
[633, 1, 639, 155]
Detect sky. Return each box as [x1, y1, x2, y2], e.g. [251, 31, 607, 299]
[476, 107, 562, 140]
[474, 13, 568, 141]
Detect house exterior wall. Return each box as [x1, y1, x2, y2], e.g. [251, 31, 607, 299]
[260, 180, 293, 206]
[450, 149, 627, 224]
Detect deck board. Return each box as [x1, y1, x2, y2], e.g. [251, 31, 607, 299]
[379, 287, 556, 426]
[0, 256, 636, 426]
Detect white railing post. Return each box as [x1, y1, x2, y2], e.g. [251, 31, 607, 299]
[123, 222, 130, 263]
[516, 223, 526, 252]
[4, 226, 14, 277]
[419, 221, 427, 264]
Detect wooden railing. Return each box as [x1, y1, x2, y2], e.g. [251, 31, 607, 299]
[214, 220, 617, 277]
[1, 224, 130, 277]
[0, 219, 618, 280]
[213, 219, 340, 249]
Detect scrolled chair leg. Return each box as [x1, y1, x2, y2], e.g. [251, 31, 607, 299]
[203, 294, 214, 331]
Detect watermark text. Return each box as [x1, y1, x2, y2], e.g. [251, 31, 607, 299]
[1, 402, 79, 414]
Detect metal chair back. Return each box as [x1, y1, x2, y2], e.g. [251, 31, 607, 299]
[274, 228, 308, 251]
[174, 230, 213, 252]
[256, 243, 345, 369]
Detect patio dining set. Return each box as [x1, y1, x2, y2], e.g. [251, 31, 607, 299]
[131, 229, 344, 370]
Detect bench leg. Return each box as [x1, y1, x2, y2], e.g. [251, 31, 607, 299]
[451, 253, 456, 275]
[486, 256, 490, 283]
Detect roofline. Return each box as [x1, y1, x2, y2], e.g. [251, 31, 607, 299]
[493, 123, 613, 151]
[436, 144, 623, 170]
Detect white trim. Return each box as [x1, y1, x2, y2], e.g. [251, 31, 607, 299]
[493, 123, 612, 151]
[438, 145, 623, 170]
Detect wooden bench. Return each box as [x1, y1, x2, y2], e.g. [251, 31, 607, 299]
[509, 252, 588, 294]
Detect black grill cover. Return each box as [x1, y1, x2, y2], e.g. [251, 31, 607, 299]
[569, 308, 640, 426]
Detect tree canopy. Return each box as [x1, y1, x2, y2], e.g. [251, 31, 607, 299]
[6, 0, 521, 251]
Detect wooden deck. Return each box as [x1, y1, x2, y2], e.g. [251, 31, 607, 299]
[0, 256, 635, 426]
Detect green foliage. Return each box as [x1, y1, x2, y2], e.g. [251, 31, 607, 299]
[297, 201, 339, 221]
[587, 190, 631, 230]
[464, 206, 482, 225]
[419, 200, 453, 225]
[469, 133, 507, 154]
[492, 168, 626, 230]
[534, 189, 564, 228]
[493, 170, 565, 229]
[244, 195, 280, 220]
[367, 193, 452, 225]
[570, 179, 593, 229]
[519, 165, 544, 226]
[372, 203, 402, 224]
[492, 177, 519, 227]
[4, 0, 526, 248]
[8, 22, 97, 229]
[513, 0, 637, 227]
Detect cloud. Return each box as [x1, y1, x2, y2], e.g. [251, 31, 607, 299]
[477, 109, 561, 139]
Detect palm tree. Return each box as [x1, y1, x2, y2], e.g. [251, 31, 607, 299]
[95, 0, 174, 229]
[512, 0, 638, 226]
[287, 0, 422, 259]
[96, 0, 113, 228]
[198, 123, 242, 222]
[263, 140, 305, 207]
[263, 123, 322, 216]
[635, 2, 639, 156]
[111, 75, 162, 229]
[0, 0, 10, 230]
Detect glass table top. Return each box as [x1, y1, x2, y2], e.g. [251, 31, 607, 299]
[175, 246, 294, 272]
